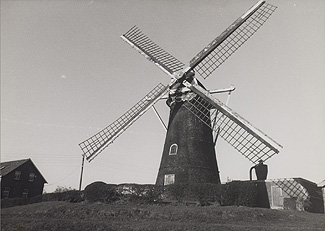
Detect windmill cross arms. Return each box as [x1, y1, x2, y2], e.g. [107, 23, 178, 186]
[121, 26, 185, 78]
[79, 83, 168, 162]
[183, 81, 282, 164]
[189, 1, 277, 79]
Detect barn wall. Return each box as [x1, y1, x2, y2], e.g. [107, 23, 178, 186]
[1, 161, 46, 199]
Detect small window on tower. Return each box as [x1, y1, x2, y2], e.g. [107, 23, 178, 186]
[14, 171, 21, 180]
[169, 144, 178, 155]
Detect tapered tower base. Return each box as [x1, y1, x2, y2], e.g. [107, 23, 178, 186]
[155, 100, 220, 186]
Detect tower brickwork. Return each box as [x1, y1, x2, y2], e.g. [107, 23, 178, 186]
[155, 97, 221, 185]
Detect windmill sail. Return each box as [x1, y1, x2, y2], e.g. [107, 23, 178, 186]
[183, 81, 282, 164]
[80, 1, 280, 169]
[272, 179, 309, 200]
[189, 1, 277, 79]
[121, 26, 185, 77]
[79, 83, 168, 162]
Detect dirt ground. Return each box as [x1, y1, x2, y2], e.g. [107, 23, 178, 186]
[1, 201, 325, 231]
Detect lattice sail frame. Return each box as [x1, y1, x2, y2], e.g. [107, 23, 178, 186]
[189, 1, 277, 79]
[79, 83, 168, 162]
[183, 82, 282, 164]
[272, 178, 309, 200]
[121, 26, 185, 77]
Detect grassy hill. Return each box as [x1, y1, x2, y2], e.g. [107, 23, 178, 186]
[2, 201, 325, 231]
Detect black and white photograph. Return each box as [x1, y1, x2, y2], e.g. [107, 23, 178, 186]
[1, 0, 324, 230]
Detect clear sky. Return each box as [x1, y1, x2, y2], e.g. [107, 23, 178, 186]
[1, 0, 324, 193]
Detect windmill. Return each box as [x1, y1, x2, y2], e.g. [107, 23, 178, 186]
[79, 1, 282, 186]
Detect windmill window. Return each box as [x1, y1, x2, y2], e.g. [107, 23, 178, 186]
[164, 174, 175, 185]
[22, 189, 29, 198]
[29, 173, 36, 182]
[169, 144, 178, 155]
[14, 171, 21, 180]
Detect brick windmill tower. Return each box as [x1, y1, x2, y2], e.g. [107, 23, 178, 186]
[155, 75, 221, 185]
[79, 1, 282, 185]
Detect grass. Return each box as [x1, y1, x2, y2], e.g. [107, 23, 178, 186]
[2, 201, 325, 231]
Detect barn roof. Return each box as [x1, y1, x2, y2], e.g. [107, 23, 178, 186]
[0, 158, 47, 183]
[0, 159, 30, 176]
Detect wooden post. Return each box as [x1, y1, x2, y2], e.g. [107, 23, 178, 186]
[79, 155, 85, 191]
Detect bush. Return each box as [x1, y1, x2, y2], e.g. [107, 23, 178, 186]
[221, 181, 257, 207]
[185, 183, 222, 206]
[117, 184, 162, 204]
[82, 181, 258, 207]
[38, 190, 83, 203]
[2, 181, 258, 208]
[53, 186, 76, 193]
[1, 190, 84, 209]
[84, 182, 120, 203]
[164, 184, 187, 203]
[161, 182, 257, 207]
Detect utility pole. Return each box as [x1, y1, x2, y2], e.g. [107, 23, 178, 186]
[79, 154, 85, 191]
